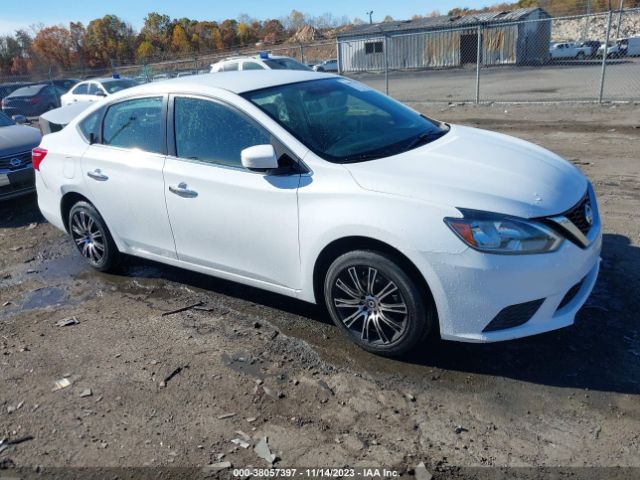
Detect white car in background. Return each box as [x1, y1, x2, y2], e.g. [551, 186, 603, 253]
[210, 53, 310, 72]
[34, 71, 601, 356]
[60, 77, 137, 106]
[313, 59, 339, 72]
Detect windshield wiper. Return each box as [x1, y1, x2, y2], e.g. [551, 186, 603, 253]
[341, 152, 384, 163]
[404, 130, 445, 151]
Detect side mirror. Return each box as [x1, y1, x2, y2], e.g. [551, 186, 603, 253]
[95, 91, 107, 97]
[241, 144, 278, 171]
[12, 114, 27, 125]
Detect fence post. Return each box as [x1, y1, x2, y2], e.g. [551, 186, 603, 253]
[300, 44, 305, 64]
[475, 24, 482, 104]
[336, 38, 342, 75]
[384, 35, 389, 95]
[598, 10, 613, 103]
[616, 0, 624, 38]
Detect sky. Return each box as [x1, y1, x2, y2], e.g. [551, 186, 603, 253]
[0, 0, 493, 35]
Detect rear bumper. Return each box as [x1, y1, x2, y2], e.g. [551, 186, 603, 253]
[35, 171, 66, 231]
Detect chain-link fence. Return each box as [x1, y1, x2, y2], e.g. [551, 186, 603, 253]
[1, 9, 639, 106]
[0, 41, 337, 86]
[338, 8, 640, 103]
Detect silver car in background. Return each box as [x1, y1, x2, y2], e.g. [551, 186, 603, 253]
[0, 111, 41, 200]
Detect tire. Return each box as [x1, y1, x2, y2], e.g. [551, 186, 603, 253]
[576, 51, 585, 60]
[324, 250, 433, 356]
[68, 201, 120, 272]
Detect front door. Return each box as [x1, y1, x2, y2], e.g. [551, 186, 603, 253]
[163, 95, 301, 290]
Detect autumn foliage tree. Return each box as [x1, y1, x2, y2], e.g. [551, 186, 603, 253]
[32, 26, 76, 69]
[84, 15, 136, 67]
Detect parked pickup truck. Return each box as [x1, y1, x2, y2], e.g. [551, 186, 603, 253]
[549, 42, 591, 59]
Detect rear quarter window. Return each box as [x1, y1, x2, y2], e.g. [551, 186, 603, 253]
[78, 107, 105, 143]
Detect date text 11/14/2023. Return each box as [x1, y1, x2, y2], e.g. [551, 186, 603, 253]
[232, 468, 401, 477]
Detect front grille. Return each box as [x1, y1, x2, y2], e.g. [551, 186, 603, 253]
[562, 193, 592, 236]
[0, 151, 32, 170]
[557, 278, 585, 311]
[483, 299, 544, 332]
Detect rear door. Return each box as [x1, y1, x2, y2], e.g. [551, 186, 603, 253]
[162, 94, 301, 290]
[66, 83, 89, 105]
[81, 95, 177, 259]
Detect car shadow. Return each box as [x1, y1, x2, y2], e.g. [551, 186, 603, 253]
[115, 231, 640, 395]
[0, 193, 45, 228]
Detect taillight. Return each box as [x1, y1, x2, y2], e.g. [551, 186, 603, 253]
[1, 99, 6, 108]
[31, 97, 40, 104]
[32, 147, 48, 171]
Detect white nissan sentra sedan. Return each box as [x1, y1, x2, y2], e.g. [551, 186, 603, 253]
[34, 71, 601, 356]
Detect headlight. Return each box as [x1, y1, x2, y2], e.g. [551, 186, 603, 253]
[444, 209, 563, 254]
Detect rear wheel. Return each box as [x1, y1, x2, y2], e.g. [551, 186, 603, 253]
[68, 201, 120, 272]
[577, 51, 585, 59]
[324, 250, 433, 356]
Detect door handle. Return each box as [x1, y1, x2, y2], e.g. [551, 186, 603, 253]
[87, 169, 108, 181]
[169, 182, 198, 198]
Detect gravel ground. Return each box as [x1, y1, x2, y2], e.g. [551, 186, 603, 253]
[0, 103, 639, 479]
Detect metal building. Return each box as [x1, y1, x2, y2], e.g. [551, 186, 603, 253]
[336, 8, 551, 72]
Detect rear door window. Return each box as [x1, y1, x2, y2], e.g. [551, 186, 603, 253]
[101, 97, 164, 153]
[73, 84, 89, 95]
[242, 62, 264, 70]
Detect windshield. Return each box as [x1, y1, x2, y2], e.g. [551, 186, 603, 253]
[0, 111, 14, 127]
[101, 79, 136, 94]
[263, 58, 310, 71]
[242, 78, 449, 163]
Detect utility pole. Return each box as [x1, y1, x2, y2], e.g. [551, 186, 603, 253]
[366, 11, 374, 24]
[583, 0, 592, 41]
[616, 0, 624, 39]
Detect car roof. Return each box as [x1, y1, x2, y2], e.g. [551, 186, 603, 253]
[215, 54, 295, 64]
[80, 77, 134, 84]
[108, 71, 334, 98]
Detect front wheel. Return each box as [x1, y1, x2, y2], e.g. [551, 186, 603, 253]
[68, 201, 120, 272]
[324, 250, 433, 356]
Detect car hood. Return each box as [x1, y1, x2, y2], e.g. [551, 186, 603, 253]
[343, 124, 587, 218]
[0, 124, 42, 157]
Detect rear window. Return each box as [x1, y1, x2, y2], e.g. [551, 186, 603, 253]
[8, 85, 45, 97]
[263, 58, 310, 71]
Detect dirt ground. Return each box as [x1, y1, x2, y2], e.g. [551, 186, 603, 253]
[1, 103, 639, 478]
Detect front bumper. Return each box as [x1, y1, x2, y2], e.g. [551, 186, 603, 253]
[417, 225, 602, 343]
[0, 166, 35, 201]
